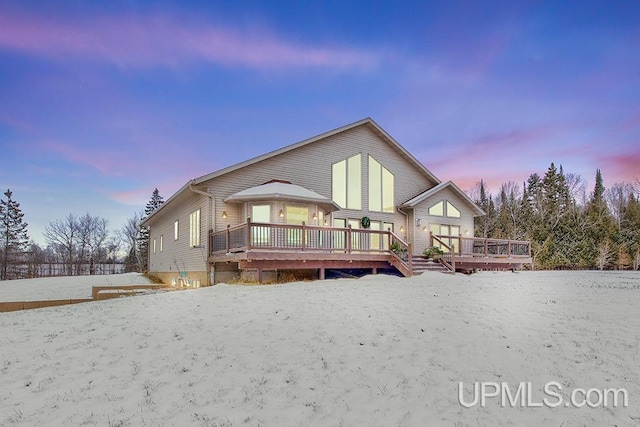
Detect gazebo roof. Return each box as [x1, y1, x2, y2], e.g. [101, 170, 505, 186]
[224, 181, 340, 213]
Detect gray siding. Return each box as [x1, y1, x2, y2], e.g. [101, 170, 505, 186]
[208, 124, 437, 238]
[411, 186, 476, 255]
[148, 191, 209, 279]
[145, 122, 458, 280]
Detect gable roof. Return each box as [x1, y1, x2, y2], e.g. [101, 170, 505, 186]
[192, 117, 440, 186]
[400, 181, 485, 216]
[143, 118, 441, 225]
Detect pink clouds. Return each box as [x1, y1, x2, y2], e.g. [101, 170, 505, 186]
[109, 188, 156, 206]
[0, 8, 379, 70]
[430, 124, 565, 173]
[40, 140, 138, 176]
[601, 150, 640, 183]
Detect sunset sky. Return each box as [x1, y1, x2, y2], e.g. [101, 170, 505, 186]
[1, 1, 638, 243]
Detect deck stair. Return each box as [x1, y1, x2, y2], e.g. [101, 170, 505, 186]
[410, 256, 450, 274]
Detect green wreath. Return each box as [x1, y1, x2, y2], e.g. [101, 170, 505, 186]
[361, 216, 371, 229]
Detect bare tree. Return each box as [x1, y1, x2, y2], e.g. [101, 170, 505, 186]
[75, 214, 92, 275]
[564, 173, 587, 207]
[595, 239, 614, 270]
[606, 182, 635, 229]
[120, 212, 144, 273]
[43, 213, 112, 276]
[86, 215, 109, 275]
[43, 214, 77, 276]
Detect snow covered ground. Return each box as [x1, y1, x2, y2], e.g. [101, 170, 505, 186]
[1, 271, 639, 426]
[0, 273, 152, 301]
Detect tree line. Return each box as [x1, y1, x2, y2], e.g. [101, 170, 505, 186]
[0, 188, 164, 280]
[2, 165, 639, 280]
[471, 164, 640, 270]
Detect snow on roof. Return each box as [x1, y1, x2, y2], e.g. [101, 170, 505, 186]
[225, 182, 340, 212]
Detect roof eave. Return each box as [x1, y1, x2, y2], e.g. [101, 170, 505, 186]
[225, 194, 340, 212]
[399, 181, 485, 216]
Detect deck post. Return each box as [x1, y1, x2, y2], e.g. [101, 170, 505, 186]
[508, 241, 512, 257]
[451, 249, 456, 274]
[301, 221, 306, 251]
[408, 242, 413, 276]
[226, 224, 230, 253]
[484, 238, 488, 256]
[246, 217, 252, 250]
[319, 268, 325, 280]
[347, 225, 352, 254]
[429, 231, 433, 246]
[257, 268, 262, 283]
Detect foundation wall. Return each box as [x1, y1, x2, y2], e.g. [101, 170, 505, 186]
[151, 271, 210, 287]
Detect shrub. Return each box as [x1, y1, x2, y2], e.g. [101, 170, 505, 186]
[422, 246, 444, 259]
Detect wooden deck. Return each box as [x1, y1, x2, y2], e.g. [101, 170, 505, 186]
[431, 234, 532, 272]
[209, 220, 413, 280]
[209, 220, 532, 280]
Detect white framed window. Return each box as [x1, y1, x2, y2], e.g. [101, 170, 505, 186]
[189, 209, 201, 247]
[251, 204, 271, 245]
[174, 220, 179, 240]
[430, 224, 460, 252]
[428, 201, 444, 216]
[368, 156, 395, 213]
[153, 238, 157, 254]
[285, 205, 309, 225]
[160, 235, 163, 253]
[251, 204, 271, 223]
[428, 200, 461, 218]
[332, 154, 362, 210]
[446, 201, 461, 218]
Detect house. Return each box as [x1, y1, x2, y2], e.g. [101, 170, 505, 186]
[141, 118, 531, 285]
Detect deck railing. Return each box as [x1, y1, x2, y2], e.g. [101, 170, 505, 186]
[431, 233, 531, 259]
[210, 220, 412, 275]
[431, 234, 455, 272]
[211, 219, 404, 255]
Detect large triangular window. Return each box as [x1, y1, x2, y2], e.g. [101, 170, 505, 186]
[428, 201, 444, 216]
[368, 156, 394, 213]
[332, 154, 361, 210]
[428, 200, 461, 218]
[446, 201, 460, 218]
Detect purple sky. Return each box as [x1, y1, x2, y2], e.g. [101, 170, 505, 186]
[1, 1, 639, 243]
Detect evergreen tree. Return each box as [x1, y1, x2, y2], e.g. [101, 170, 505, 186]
[139, 188, 164, 272]
[589, 169, 607, 218]
[620, 194, 640, 270]
[541, 163, 572, 230]
[0, 189, 30, 280]
[474, 180, 491, 237]
[585, 169, 616, 269]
